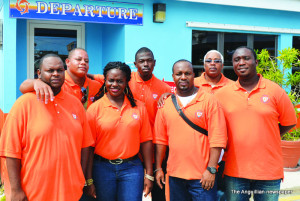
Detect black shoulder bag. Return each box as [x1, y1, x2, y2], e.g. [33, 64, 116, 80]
[171, 94, 208, 136]
[172, 94, 225, 191]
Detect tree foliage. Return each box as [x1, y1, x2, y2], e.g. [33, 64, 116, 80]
[256, 48, 300, 141]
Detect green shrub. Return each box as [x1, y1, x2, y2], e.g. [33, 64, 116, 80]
[256, 48, 300, 141]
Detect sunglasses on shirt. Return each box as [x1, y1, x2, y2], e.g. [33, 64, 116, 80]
[205, 59, 222, 63]
[81, 87, 87, 104]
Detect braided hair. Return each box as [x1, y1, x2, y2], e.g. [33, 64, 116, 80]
[93, 62, 136, 107]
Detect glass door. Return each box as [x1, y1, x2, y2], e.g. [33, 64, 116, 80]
[28, 20, 85, 79]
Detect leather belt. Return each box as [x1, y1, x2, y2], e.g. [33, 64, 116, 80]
[94, 154, 138, 165]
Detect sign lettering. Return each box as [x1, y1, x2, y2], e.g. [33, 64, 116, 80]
[10, 0, 143, 25]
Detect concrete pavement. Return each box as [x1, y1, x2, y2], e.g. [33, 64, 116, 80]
[279, 166, 300, 201]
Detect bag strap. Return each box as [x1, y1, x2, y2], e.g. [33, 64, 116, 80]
[171, 94, 208, 136]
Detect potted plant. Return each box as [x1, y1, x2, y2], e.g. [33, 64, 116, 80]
[256, 47, 300, 169]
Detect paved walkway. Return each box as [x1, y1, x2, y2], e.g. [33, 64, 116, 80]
[279, 167, 300, 201]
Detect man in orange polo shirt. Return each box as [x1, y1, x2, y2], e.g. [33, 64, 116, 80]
[194, 50, 234, 201]
[154, 59, 227, 201]
[19, 48, 102, 109]
[131, 47, 171, 201]
[0, 54, 94, 201]
[215, 47, 297, 201]
[194, 50, 234, 94]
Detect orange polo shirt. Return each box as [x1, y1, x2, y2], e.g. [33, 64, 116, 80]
[87, 94, 152, 159]
[0, 109, 7, 184]
[154, 89, 227, 180]
[94, 74, 104, 83]
[0, 109, 5, 134]
[215, 75, 297, 180]
[194, 73, 234, 94]
[94, 72, 171, 127]
[129, 72, 171, 127]
[64, 71, 102, 109]
[0, 90, 94, 201]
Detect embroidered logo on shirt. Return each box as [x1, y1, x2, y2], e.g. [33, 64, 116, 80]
[261, 95, 270, 103]
[195, 110, 203, 118]
[72, 114, 77, 119]
[153, 93, 158, 99]
[132, 113, 139, 120]
[90, 97, 94, 102]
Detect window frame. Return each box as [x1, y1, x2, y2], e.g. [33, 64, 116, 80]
[27, 20, 85, 79]
[192, 30, 278, 80]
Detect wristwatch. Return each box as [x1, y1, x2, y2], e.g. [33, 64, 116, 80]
[207, 167, 217, 174]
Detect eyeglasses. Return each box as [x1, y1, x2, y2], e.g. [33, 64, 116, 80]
[81, 87, 87, 104]
[205, 59, 222, 63]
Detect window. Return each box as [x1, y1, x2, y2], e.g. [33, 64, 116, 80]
[192, 32, 217, 77]
[253, 35, 276, 57]
[292, 36, 300, 97]
[192, 31, 277, 81]
[28, 20, 85, 79]
[293, 36, 300, 72]
[34, 28, 77, 77]
[223, 33, 247, 66]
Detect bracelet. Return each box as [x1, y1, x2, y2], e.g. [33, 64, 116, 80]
[154, 168, 162, 173]
[84, 178, 94, 186]
[144, 174, 154, 181]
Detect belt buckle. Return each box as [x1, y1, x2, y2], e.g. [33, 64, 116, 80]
[109, 158, 123, 165]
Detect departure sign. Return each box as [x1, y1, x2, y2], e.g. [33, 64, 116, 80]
[9, 0, 143, 25]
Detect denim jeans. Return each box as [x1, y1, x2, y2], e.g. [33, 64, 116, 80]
[169, 176, 217, 201]
[224, 175, 281, 201]
[91, 157, 144, 201]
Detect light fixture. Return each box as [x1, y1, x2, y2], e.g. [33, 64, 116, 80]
[153, 3, 166, 23]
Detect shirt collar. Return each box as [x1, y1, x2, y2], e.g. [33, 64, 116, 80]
[102, 94, 131, 109]
[53, 88, 66, 100]
[65, 70, 89, 88]
[133, 71, 155, 84]
[176, 87, 206, 107]
[233, 74, 265, 91]
[199, 72, 227, 87]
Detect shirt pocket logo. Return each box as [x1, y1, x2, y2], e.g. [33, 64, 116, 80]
[72, 113, 77, 119]
[195, 110, 203, 118]
[132, 113, 140, 120]
[153, 93, 158, 99]
[261, 95, 270, 103]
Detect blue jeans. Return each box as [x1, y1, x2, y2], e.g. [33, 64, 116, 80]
[217, 190, 226, 201]
[224, 175, 281, 201]
[91, 157, 144, 201]
[169, 176, 217, 201]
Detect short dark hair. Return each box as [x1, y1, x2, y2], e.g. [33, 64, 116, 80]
[94, 62, 136, 107]
[68, 48, 87, 59]
[172, 59, 193, 73]
[39, 54, 62, 70]
[135, 47, 154, 61]
[233, 46, 257, 60]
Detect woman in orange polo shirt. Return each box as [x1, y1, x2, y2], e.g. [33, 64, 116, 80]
[85, 62, 153, 201]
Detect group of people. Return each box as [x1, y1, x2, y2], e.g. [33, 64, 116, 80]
[0, 46, 297, 201]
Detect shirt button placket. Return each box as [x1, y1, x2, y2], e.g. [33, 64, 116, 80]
[119, 109, 122, 122]
[247, 94, 251, 107]
[54, 103, 60, 114]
